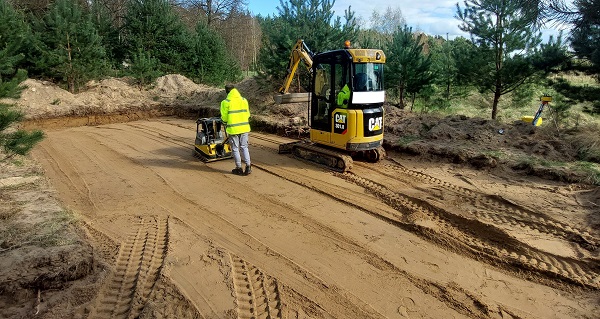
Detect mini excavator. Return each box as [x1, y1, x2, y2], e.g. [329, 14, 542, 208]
[278, 39, 387, 172]
[193, 117, 232, 162]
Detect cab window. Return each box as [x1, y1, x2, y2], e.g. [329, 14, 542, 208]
[353, 63, 384, 92]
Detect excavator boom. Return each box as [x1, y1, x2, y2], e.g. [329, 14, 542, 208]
[278, 39, 314, 94]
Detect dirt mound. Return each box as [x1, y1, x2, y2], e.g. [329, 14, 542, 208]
[235, 76, 276, 106]
[12, 77, 159, 119]
[384, 110, 578, 161]
[10, 75, 229, 119]
[154, 74, 200, 94]
[151, 74, 221, 99]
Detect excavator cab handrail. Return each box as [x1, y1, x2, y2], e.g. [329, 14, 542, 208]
[278, 39, 314, 94]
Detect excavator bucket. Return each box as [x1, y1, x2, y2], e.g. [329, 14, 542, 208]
[274, 92, 311, 104]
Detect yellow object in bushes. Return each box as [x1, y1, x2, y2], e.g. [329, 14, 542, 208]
[521, 115, 543, 126]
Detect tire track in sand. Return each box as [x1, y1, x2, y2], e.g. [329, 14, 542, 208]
[88, 216, 169, 319]
[230, 255, 282, 319]
[340, 170, 599, 289]
[370, 159, 597, 251]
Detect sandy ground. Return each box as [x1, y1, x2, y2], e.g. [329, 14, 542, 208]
[0, 75, 599, 318]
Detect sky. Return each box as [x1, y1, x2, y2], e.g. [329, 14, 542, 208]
[246, 0, 571, 41]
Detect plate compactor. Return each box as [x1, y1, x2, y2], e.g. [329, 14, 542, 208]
[193, 117, 233, 162]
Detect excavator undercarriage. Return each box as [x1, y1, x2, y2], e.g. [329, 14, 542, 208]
[278, 141, 354, 172]
[279, 141, 386, 172]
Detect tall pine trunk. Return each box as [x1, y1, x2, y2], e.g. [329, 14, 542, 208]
[66, 32, 75, 93]
[492, 86, 501, 119]
[398, 84, 406, 109]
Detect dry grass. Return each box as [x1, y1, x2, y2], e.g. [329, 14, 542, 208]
[0, 209, 78, 252]
[0, 202, 20, 220]
[549, 72, 599, 87]
[0, 154, 81, 252]
[567, 123, 600, 162]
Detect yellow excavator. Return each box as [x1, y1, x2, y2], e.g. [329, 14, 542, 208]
[278, 39, 386, 172]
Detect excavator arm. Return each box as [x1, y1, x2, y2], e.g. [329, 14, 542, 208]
[278, 39, 314, 94]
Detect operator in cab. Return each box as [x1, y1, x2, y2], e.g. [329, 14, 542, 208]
[337, 83, 350, 108]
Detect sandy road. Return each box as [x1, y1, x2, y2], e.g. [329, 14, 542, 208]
[31, 117, 599, 319]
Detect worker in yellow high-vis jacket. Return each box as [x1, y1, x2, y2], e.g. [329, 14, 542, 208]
[221, 84, 252, 176]
[337, 83, 350, 108]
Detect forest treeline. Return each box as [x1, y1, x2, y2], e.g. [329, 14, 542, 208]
[1, 0, 599, 122]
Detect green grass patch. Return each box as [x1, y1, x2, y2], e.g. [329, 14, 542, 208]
[397, 135, 421, 146]
[549, 72, 599, 88]
[9, 159, 24, 166]
[482, 150, 507, 160]
[516, 155, 566, 168]
[513, 155, 600, 185]
[570, 161, 600, 185]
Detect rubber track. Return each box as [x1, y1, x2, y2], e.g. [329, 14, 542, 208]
[340, 171, 600, 289]
[289, 142, 353, 172]
[88, 216, 169, 319]
[230, 255, 282, 319]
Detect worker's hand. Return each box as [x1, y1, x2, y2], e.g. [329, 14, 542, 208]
[343, 99, 348, 105]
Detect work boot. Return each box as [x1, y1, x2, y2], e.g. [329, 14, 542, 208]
[244, 165, 252, 175]
[232, 167, 244, 175]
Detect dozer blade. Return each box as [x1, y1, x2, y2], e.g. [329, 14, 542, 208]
[279, 141, 353, 172]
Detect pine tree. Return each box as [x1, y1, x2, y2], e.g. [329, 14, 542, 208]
[0, 0, 43, 159]
[0, 0, 30, 73]
[89, 0, 125, 68]
[386, 25, 434, 109]
[429, 36, 462, 103]
[187, 21, 241, 85]
[570, 0, 600, 73]
[570, 0, 600, 114]
[124, 0, 193, 75]
[30, 0, 108, 93]
[457, 0, 545, 119]
[129, 49, 162, 88]
[257, 0, 359, 89]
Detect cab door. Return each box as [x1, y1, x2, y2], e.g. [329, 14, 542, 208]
[310, 65, 332, 131]
[310, 51, 352, 149]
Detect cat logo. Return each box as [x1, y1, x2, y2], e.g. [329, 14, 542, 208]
[368, 116, 383, 131]
[334, 112, 347, 134]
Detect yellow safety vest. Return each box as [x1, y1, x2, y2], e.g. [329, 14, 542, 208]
[337, 84, 350, 108]
[221, 88, 251, 135]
